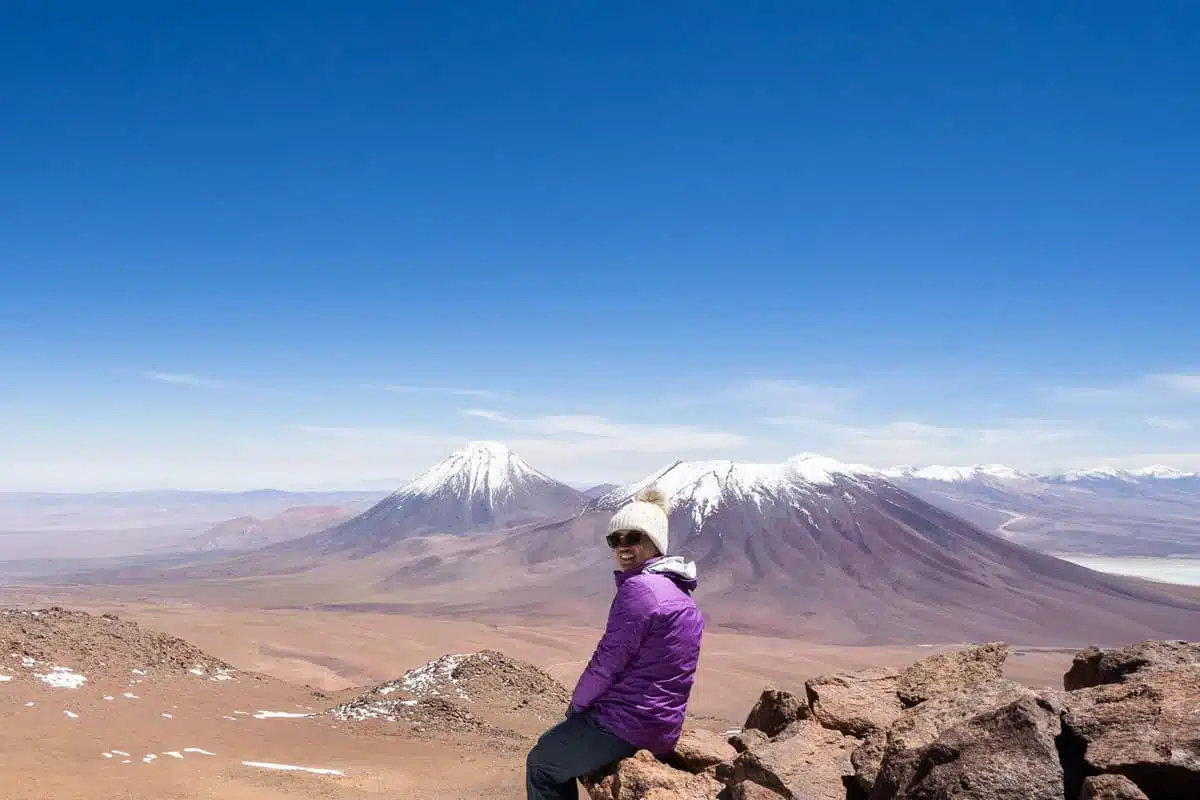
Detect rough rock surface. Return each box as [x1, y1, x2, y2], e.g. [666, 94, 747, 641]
[731, 720, 857, 800]
[1079, 774, 1150, 800]
[584, 750, 724, 800]
[870, 693, 1063, 800]
[849, 732, 886, 794]
[730, 729, 770, 754]
[665, 727, 738, 773]
[1060, 666, 1200, 800]
[743, 688, 810, 737]
[853, 679, 1033, 793]
[895, 642, 1009, 707]
[732, 782, 786, 799]
[1063, 640, 1200, 691]
[806, 667, 903, 737]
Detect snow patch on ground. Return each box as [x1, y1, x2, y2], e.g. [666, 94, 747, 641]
[329, 697, 418, 722]
[399, 654, 467, 698]
[36, 667, 87, 689]
[253, 710, 313, 719]
[242, 761, 344, 776]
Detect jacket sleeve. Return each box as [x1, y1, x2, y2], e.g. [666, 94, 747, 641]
[570, 578, 657, 712]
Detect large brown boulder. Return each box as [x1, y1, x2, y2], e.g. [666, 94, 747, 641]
[583, 750, 724, 800]
[895, 642, 1009, 707]
[852, 679, 1033, 794]
[1063, 640, 1200, 690]
[1079, 774, 1150, 800]
[1059, 666, 1200, 800]
[805, 666, 903, 737]
[664, 727, 737, 773]
[869, 693, 1063, 800]
[730, 720, 857, 800]
[743, 688, 810, 737]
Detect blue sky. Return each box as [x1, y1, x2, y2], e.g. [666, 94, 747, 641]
[1, 2, 1197, 490]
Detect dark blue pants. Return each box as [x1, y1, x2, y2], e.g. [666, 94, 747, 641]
[526, 714, 638, 800]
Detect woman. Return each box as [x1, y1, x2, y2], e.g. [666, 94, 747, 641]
[526, 488, 705, 800]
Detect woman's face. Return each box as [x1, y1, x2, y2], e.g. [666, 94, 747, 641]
[607, 529, 660, 572]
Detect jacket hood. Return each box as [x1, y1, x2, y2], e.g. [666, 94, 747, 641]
[617, 555, 699, 594]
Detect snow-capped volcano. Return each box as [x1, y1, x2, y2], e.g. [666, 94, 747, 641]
[399, 440, 563, 503]
[305, 441, 585, 554]
[593, 453, 883, 528]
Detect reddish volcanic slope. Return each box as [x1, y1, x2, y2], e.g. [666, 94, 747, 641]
[360, 457, 1200, 646]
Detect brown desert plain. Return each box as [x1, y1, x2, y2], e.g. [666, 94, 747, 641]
[0, 582, 1117, 800]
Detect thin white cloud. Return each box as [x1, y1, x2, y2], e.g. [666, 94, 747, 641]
[1145, 417, 1193, 431]
[462, 409, 512, 423]
[1152, 373, 1200, 393]
[1050, 371, 1200, 404]
[367, 383, 509, 399]
[734, 379, 856, 413]
[459, 409, 745, 454]
[144, 371, 230, 389]
[765, 416, 1091, 469]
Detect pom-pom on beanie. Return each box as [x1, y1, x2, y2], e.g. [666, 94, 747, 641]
[607, 487, 670, 555]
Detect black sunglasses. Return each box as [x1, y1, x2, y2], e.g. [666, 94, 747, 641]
[606, 530, 644, 549]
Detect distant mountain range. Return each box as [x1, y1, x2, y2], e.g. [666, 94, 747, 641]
[881, 463, 1200, 557]
[169, 505, 365, 552]
[88, 443, 1200, 646]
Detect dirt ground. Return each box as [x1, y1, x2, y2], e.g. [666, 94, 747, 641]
[0, 587, 1079, 799]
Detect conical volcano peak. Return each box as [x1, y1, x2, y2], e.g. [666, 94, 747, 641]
[301, 441, 585, 551]
[403, 440, 546, 501]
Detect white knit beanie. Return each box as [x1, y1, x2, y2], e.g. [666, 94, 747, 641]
[607, 488, 670, 555]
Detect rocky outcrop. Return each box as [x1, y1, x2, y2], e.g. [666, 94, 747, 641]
[870, 693, 1063, 800]
[806, 667, 903, 737]
[1059, 665, 1200, 800]
[894, 642, 1009, 707]
[854, 679, 1034, 793]
[584, 639, 1199, 800]
[743, 688, 810, 737]
[1063, 640, 1200, 690]
[730, 720, 858, 800]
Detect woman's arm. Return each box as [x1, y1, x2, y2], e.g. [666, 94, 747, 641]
[569, 579, 656, 712]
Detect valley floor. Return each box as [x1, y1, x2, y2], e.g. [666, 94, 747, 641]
[0, 585, 1084, 799]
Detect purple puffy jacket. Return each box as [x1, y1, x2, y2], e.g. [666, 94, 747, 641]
[569, 556, 704, 754]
